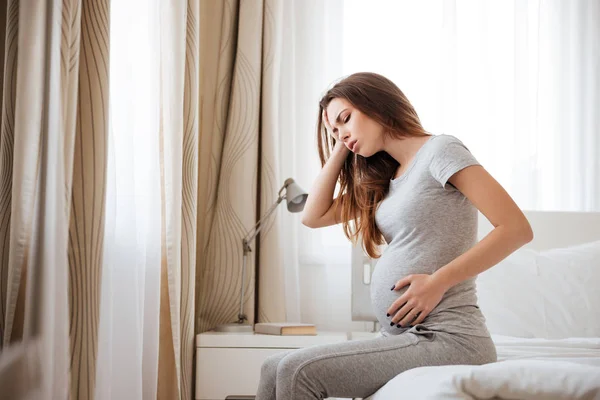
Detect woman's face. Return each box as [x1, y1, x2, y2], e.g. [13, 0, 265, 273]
[325, 97, 386, 157]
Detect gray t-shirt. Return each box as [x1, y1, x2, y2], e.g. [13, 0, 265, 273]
[372, 134, 491, 338]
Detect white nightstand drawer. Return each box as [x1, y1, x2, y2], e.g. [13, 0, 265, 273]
[196, 347, 289, 399]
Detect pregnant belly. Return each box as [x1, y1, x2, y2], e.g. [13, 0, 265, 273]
[370, 255, 432, 335]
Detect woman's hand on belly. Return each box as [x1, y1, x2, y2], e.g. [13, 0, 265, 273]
[387, 273, 449, 327]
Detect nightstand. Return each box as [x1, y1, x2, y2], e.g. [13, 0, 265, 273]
[195, 330, 349, 399]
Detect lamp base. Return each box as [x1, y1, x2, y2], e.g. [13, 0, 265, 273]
[214, 322, 254, 333]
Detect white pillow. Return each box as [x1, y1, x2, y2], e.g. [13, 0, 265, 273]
[476, 240, 600, 339]
[536, 240, 600, 339]
[476, 248, 545, 338]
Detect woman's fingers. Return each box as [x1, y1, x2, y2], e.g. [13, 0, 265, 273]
[322, 109, 339, 141]
[389, 305, 419, 328]
[391, 302, 411, 325]
[387, 296, 407, 317]
[399, 309, 420, 327]
[412, 311, 427, 326]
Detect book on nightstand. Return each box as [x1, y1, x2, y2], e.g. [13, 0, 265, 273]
[254, 322, 317, 336]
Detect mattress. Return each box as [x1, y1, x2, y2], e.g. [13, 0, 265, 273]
[362, 334, 600, 400]
[491, 334, 600, 366]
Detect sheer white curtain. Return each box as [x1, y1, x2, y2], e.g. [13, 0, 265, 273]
[278, 0, 348, 321]
[95, 1, 162, 398]
[342, 0, 600, 212]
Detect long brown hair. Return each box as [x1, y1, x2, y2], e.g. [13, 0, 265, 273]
[317, 72, 430, 258]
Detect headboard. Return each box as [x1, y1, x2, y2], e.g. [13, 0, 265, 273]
[351, 211, 600, 322]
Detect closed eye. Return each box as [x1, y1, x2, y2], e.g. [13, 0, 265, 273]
[332, 114, 350, 133]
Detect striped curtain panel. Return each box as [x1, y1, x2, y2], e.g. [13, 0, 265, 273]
[156, 1, 199, 398]
[0, 0, 110, 398]
[0, 0, 288, 398]
[0, 0, 198, 399]
[197, 0, 286, 334]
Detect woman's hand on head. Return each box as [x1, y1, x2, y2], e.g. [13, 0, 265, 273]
[322, 109, 339, 141]
[323, 110, 350, 155]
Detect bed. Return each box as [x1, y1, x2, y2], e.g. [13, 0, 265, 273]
[350, 211, 600, 400]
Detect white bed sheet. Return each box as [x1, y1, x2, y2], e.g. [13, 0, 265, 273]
[363, 334, 600, 400]
[491, 333, 600, 366]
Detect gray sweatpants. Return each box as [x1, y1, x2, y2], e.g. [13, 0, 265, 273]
[255, 324, 497, 400]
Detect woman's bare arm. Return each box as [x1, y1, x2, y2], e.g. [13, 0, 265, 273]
[301, 110, 353, 228]
[301, 141, 351, 228]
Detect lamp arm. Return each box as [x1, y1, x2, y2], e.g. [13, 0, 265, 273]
[235, 178, 296, 325]
[242, 194, 285, 249]
[236, 192, 284, 324]
[242, 180, 291, 247]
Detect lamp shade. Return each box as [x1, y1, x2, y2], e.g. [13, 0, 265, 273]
[284, 179, 308, 213]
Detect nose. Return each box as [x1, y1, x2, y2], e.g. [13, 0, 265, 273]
[340, 130, 351, 142]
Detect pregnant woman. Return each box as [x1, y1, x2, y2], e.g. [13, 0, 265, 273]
[256, 72, 533, 400]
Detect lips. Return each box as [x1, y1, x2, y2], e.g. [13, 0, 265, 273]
[348, 140, 358, 152]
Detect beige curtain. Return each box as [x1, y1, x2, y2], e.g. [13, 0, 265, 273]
[0, 0, 109, 398]
[197, 0, 286, 334]
[0, 0, 198, 399]
[0, 0, 288, 398]
[0, 0, 21, 347]
[66, 1, 109, 397]
[156, 1, 199, 399]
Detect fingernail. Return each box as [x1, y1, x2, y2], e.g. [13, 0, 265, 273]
[386, 313, 390, 317]
[390, 285, 395, 291]
[396, 324, 401, 328]
[390, 322, 394, 326]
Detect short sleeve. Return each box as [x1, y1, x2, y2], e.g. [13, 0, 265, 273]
[429, 137, 480, 189]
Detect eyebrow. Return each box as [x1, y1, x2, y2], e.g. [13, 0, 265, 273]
[334, 108, 348, 127]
